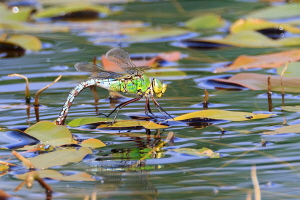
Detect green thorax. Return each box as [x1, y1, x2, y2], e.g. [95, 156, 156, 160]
[106, 74, 151, 95]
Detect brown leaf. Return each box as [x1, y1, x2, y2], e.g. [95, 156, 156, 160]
[215, 49, 300, 73]
[211, 73, 300, 92]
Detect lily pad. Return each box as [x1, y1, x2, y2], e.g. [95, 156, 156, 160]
[210, 73, 300, 92]
[26, 147, 92, 169]
[24, 121, 77, 147]
[181, 31, 300, 48]
[68, 117, 125, 127]
[247, 3, 300, 20]
[277, 62, 300, 78]
[215, 49, 300, 73]
[263, 123, 300, 135]
[34, 3, 112, 20]
[171, 109, 274, 121]
[16, 170, 95, 181]
[230, 18, 300, 34]
[3, 34, 42, 51]
[80, 138, 106, 149]
[0, 4, 33, 22]
[170, 147, 220, 158]
[97, 120, 168, 129]
[185, 13, 225, 30]
[281, 106, 300, 112]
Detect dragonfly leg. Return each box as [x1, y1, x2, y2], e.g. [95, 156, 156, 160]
[100, 96, 143, 123]
[151, 96, 172, 119]
[144, 96, 157, 118]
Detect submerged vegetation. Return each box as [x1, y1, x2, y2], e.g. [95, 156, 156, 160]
[2, 0, 300, 199]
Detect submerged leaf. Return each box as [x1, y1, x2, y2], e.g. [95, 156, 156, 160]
[171, 109, 274, 121]
[210, 73, 300, 92]
[24, 121, 77, 147]
[215, 49, 300, 73]
[185, 13, 225, 30]
[16, 170, 95, 181]
[97, 120, 168, 129]
[170, 147, 220, 158]
[263, 124, 300, 135]
[26, 147, 92, 169]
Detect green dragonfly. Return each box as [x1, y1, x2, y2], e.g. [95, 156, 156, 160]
[55, 48, 170, 125]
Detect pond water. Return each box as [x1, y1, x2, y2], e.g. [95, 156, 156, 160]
[1, 0, 300, 199]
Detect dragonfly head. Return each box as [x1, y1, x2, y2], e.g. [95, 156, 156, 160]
[152, 78, 167, 98]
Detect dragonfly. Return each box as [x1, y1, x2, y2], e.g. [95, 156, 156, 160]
[55, 47, 171, 125]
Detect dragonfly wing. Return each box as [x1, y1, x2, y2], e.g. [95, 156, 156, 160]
[74, 63, 123, 79]
[106, 48, 151, 75]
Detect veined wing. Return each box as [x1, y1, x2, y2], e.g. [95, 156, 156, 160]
[106, 48, 151, 75]
[75, 63, 123, 79]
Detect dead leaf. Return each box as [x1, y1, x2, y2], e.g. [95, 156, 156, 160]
[215, 49, 300, 73]
[171, 109, 274, 121]
[210, 73, 300, 92]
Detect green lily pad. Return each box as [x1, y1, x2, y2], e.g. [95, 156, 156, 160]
[68, 117, 126, 127]
[26, 147, 92, 169]
[0, 4, 33, 22]
[35, 3, 111, 19]
[247, 3, 300, 20]
[281, 106, 300, 112]
[80, 138, 106, 149]
[4, 34, 42, 51]
[170, 147, 220, 158]
[185, 13, 225, 30]
[263, 123, 300, 135]
[277, 62, 300, 78]
[97, 120, 169, 129]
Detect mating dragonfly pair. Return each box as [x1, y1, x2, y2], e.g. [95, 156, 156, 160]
[55, 48, 171, 125]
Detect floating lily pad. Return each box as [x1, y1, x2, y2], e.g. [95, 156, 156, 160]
[0, 4, 34, 22]
[5, 34, 42, 51]
[263, 123, 300, 135]
[281, 106, 300, 112]
[80, 138, 106, 149]
[68, 117, 127, 127]
[247, 3, 300, 20]
[185, 13, 225, 30]
[34, 3, 112, 20]
[170, 147, 220, 158]
[230, 18, 300, 34]
[210, 73, 300, 92]
[277, 62, 300, 77]
[26, 147, 92, 169]
[97, 120, 168, 129]
[171, 109, 274, 121]
[181, 31, 300, 48]
[16, 170, 95, 181]
[215, 49, 300, 73]
[24, 121, 77, 147]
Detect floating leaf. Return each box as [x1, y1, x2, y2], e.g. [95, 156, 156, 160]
[247, 3, 300, 20]
[215, 49, 300, 73]
[210, 73, 300, 92]
[277, 62, 300, 77]
[281, 106, 300, 112]
[230, 18, 300, 34]
[185, 13, 225, 30]
[16, 170, 95, 181]
[97, 120, 168, 129]
[0, 21, 69, 33]
[263, 124, 300, 135]
[0, 4, 33, 22]
[80, 138, 106, 149]
[171, 109, 274, 121]
[34, 3, 111, 20]
[68, 117, 122, 127]
[182, 31, 300, 48]
[2, 34, 42, 51]
[23, 121, 77, 148]
[170, 147, 220, 158]
[26, 147, 92, 169]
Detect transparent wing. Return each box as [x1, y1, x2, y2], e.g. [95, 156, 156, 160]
[106, 48, 151, 75]
[74, 63, 123, 79]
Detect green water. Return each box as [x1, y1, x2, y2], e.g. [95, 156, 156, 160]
[1, 0, 300, 199]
